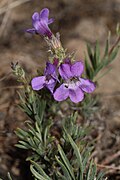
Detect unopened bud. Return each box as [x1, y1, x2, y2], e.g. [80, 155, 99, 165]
[11, 62, 26, 82]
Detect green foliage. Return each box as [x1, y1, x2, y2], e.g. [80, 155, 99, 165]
[30, 161, 52, 180]
[85, 28, 120, 81]
[80, 94, 99, 118]
[15, 96, 105, 179]
[30, 128, 105, 180]
[7, 173, 13, 180]
[62, 112, 89, 140]
[82, 26, 120, 118]
[15, 119, 55, 161]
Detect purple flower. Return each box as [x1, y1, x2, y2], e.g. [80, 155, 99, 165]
[31, 62, 57, 93]
[27, 8, 54, 38]
[53, 61, 96, 103]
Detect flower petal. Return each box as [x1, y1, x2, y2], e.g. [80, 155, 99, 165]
[79, 78, 96, 93]
[35, 21, 52, 37]
[69, 87, 84, 103]
[46, 78, 56, 93]
[48, 18, 54, 24]
[33, 21, 45, 33]
[44, 62, 58, 81]
[32, 12, 39, 21]
[31, 76, 45, 90]
[26, 28, 36, 34]
[44, 62, 56, 75]
[40, 8, 49, 22]
[59, 63, 73, 80]
[71, 61, 84, 77]
[54, 84, 69, 101]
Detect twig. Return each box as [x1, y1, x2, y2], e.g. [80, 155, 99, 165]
[0, 102, 9, 110]
[101, 151, 120, 165]
[0, 0, 31, 15]
[97, 163, 120, 171]
[0, 72, 12, 82]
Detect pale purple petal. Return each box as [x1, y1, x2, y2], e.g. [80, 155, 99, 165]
[54, 84, 69, 101]
[40, 8, 49, 22]
[34, 21, 52, 37]
[48, 18, 54, 24]
[26, 28, 36, 34]
[59, 64, 73, 80]
[44, 62, 58, 81]
[46, 78, 56, 93]
[31, 76, 45, 90]
[69, 87, 84, 103]
[33, 21, 46, 33]
[44, 62, 56, 75]
[79, 78, 96, 93]
[71, 61, 84, 77]
[32, 12, 39, 21]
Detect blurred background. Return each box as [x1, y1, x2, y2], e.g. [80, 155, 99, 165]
[0, 0, 120, 179]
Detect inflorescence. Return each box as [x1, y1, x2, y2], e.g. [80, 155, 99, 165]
[27, 8, 96, 103]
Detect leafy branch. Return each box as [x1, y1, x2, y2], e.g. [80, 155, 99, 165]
[85, 25, 120, 81]
[30, 129, 105, 180]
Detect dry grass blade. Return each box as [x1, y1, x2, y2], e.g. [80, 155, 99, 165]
[0, 0, 13, 38]
[0, 0, 31, 15]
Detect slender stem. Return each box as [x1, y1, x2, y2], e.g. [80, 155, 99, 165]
[108, 35, 120, 56]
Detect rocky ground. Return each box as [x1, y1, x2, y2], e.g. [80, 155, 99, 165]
[0, 0, 120, 179]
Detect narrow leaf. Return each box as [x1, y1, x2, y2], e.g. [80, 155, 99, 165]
[56, 171, 68, 180]
[65, 132, 83, 180]
[90, 164, 97, 180]
[30, 161, 51, 180]
[109, 46, 119, 63]
[18, 140, 30, 148]
[58, 144, 75, 180]
[87, 43, 94, 61]
[55, 156, 72, 180]
[94, 41, 100, 67]
[86, 160, 93, 180]
[85, 56, 93, 80]
[7, 173, 12, 180]
[30, 165, 49, 180]
[96, 171, 105, 180]
[15, 144, 29, 149]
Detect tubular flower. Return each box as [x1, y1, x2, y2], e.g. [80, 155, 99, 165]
[31, 62, 57, 93]
[53, 61, 96, 103]
[27, 8, 54, 38]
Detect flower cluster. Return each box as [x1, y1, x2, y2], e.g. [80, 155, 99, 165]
[27, 8, 96, 103]
[31, 59, 95, 103]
